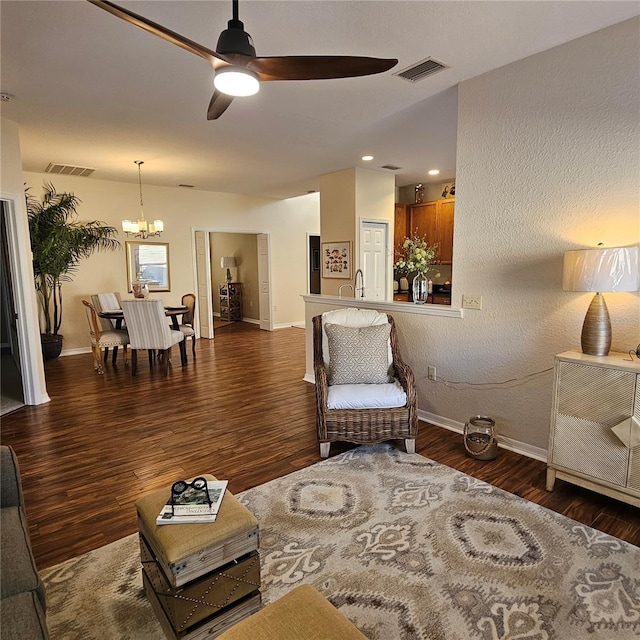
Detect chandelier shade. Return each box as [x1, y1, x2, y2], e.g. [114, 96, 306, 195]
[122, 161, 163, 239]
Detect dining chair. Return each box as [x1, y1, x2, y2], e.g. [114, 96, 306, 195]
[82, 300, 129, 374]
[178, 293, 197, 358]
[121, 299, 185, 377]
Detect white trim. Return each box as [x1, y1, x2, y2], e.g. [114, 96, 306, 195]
[303, 373, 315, 384]
[1, 193, 50, 405]
[302, 294, 463, 319]
[418, 410, 548, 462]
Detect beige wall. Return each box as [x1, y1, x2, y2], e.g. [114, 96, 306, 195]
[210, 232, 259, 320]
[319, 167, 395, 296]
[22, 171, 320, 352]
[308, 18, 640, 453]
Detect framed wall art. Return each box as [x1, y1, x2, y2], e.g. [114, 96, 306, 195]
[321, 241, 352, 279]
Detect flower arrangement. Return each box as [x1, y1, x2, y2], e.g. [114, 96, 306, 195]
[394, 231, 439, 276]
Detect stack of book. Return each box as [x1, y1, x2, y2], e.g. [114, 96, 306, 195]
[156, 479, 228, 525]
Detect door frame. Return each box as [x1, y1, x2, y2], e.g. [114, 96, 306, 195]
[357, 218, 392, 301]
[0, 192, 49, 405]
[192, 227, 272, 331]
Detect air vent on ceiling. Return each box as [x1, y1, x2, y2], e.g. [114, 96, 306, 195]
[395, 57, 448, 83]
[380, 164, 402, 171]
[45, 163, 95, 177]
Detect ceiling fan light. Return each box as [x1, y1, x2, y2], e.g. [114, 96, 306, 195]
[214, 67, 259, 97]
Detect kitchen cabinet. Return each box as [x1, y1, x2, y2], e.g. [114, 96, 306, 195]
[393, 203, 410, 260]
[546, 350, 640, 507]
[219, 282, 242, 322]
[408, 199, 454, 264]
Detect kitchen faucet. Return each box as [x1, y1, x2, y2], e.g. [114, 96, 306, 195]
[338, 284, 353, 298]
[354, 269, 365, 299]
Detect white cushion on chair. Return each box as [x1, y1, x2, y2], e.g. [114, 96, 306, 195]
[321, 309, 391, 368]
[327, 380, 407, 410]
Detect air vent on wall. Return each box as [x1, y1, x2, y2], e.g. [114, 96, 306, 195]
[394, 57, 448, 83]
[45, 163, 95, 177]
[380, 164, 402, 171]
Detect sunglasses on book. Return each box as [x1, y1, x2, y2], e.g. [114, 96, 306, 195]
[170, 477, 212, 515]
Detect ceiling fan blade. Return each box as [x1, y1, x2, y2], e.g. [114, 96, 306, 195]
[246, 56, 398, 81]
[207, 91, 234, 120]
[87, 0, 229, 66]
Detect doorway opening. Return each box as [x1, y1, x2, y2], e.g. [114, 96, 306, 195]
[1, 202, 24, 415]
[308, 234, 320, 294]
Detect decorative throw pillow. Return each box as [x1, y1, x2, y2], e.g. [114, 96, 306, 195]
[324, 323, 392, 385]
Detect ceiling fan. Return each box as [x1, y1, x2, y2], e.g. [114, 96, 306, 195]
[87, 0, 398, 119]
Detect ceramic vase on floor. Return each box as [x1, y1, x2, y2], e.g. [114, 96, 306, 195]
[412, 273, 429, 304]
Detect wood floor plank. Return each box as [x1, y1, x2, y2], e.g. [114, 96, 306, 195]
[1, 322, 637, 570]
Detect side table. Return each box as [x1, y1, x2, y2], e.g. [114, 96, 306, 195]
[135, 474, 261, 639]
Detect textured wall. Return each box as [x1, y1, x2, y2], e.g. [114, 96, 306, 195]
[412, 17, 640, 449]
[307, 18, 640, 452]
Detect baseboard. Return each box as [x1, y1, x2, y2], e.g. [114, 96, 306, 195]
[418, 410, 548, 462]
[272, 322, 305, 330]
[303, 373, 315, 384]
[60, 347, 91, 357]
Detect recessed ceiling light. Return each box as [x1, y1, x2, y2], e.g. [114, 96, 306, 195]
[361, 155, 374, 162]
[428, 169, 440, 176]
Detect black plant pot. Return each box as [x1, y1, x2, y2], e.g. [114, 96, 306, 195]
[41, 334, 63, 361]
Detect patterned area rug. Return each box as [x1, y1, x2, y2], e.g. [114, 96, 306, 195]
[42, 444, 640, 639]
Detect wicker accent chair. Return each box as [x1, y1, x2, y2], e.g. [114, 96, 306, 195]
[178, 293, 197, 358]
[82, 300, 129, 374]
[313, 311, 417, 458]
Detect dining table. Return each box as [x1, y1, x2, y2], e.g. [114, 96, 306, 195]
[98, 305, 189, 365]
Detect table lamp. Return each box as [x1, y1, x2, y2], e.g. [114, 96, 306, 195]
[562, 245, 639, 356]
[221, 256, 236, 282]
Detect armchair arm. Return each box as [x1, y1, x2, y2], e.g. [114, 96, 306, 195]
[1, 446, 24, 508]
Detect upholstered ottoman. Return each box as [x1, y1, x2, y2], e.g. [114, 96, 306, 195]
[135, 475, 261, 640]
[216, 584, 368, 640]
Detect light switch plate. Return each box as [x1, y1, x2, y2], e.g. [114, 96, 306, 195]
[462, 294, 482, 310]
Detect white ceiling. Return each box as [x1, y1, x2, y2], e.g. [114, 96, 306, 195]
[2, 1, 638, 199]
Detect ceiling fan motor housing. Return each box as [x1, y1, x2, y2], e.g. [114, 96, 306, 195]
[216, 20, 256, 56]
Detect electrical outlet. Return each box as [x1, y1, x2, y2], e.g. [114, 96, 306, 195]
[428, 365, 436, 381]
[462, 294, 482, 310]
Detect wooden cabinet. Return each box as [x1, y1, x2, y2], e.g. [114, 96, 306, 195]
[547, 351, 640, 507]
[219, 282, 242, 322]
[393, 203, 410, 261]
[408, 198, 454, 264]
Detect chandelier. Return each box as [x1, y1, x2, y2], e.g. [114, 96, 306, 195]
[122, 160, 163, 239]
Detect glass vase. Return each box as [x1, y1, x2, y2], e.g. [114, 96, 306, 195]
[412, 272, 429, 304]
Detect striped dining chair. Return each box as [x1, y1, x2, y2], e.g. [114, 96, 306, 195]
[121, 300, 185, 377]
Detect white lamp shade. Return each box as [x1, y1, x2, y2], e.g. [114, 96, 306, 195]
[221, 256, 236, 269]
[563, 246, 640, 293]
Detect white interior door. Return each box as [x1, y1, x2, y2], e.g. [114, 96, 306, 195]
[257, 233, 272, 330]
[360, 221, 388, 300]
[194, 230, 213, 338]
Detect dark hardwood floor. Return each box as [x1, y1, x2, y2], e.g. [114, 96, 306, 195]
[1, 322, 638, 571]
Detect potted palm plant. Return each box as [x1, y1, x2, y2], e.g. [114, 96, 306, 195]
[27, 183, 119, 360]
